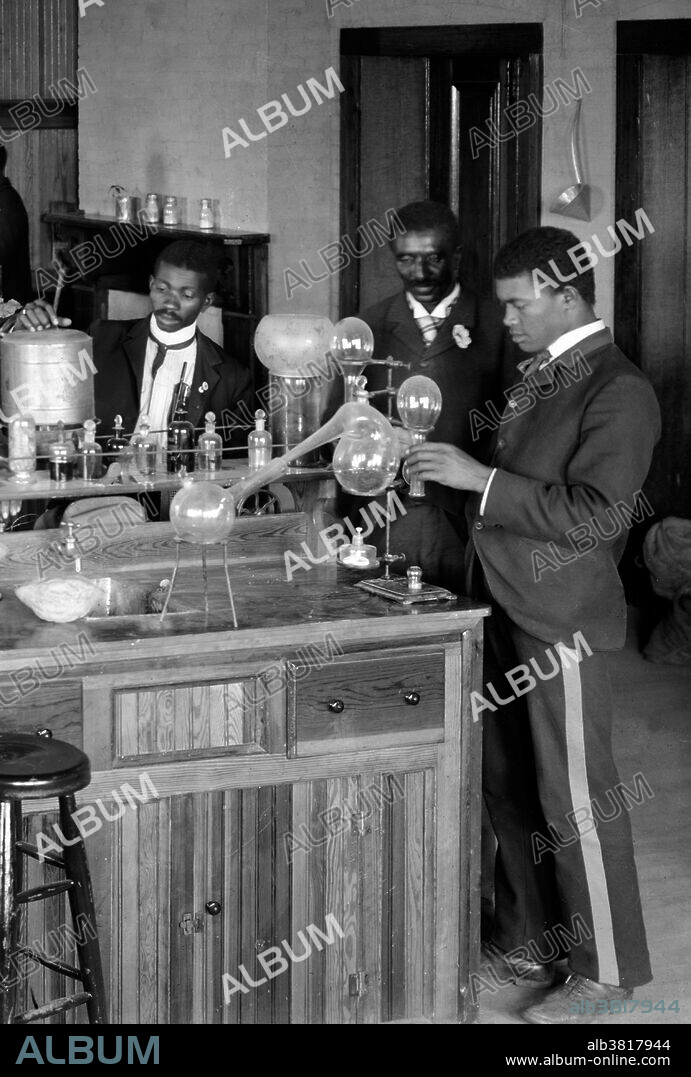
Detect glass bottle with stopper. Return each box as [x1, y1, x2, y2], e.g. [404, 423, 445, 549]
[130, 415, 158, 479]
[248, 409, 272, 469]
[49, 421, 74, 484]
[197, 411, 223, 476]
[74, 419, 104, 482]
[106, 414, 129, 467]
[338, 527, 379, 568]
[397, 375, 443, 498]
[167, 364, 195, 474]
[8, 415, 37, 484]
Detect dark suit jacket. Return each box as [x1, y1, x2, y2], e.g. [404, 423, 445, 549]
[91, 317, 253, 448]
[467, 328, 661, 650]
[0, 176, 32, 304]
[357, 288, 507, 518]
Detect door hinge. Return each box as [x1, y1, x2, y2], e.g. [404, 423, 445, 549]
[350, 811, 371, 837]
[349, 970, 369, 998]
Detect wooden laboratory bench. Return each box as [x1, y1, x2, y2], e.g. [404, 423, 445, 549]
[0, 512, 488, 1025]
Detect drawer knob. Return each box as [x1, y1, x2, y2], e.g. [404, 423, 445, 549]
[328, 699, 345, 713]
[404, 691, 420, 706]
[205, 901, 222, 916]
[36, 729, 53, 738]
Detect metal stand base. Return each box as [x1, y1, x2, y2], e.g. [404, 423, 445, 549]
[159, 539, 238, 628]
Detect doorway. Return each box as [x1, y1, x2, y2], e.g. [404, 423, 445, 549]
[615, 20, 691, 522]
[339, 24, 543, 316]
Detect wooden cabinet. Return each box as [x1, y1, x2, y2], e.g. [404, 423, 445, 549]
[1, 517, 487, 1024]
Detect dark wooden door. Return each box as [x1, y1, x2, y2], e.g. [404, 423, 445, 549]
[616, 24, 691, 520]
[340, 25, 543, 315]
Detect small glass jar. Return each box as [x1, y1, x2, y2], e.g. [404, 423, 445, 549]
[199, 198, 214, 230]
[163, 196, 178, 225]
[8, 415, 37, 484]
[74, 418, 104, 483]
[248, 409, 272, 469]
[197, 411, 223, 476]
[144, 193, 160, 223]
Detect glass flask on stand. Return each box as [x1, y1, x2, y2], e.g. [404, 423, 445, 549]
[397, 375, 443, 498]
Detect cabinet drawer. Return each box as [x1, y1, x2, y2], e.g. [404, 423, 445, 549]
[288, 651, 445, 756]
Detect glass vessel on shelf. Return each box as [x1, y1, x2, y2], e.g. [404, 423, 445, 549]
[167, 366, 195, 474]
[8, 414, 37, 484]
[74, 419, 103, 482]
[49, 421, 74, 484]
[106, 414, 129, 467]
[397, 375, 442, 498]
[197, 411, 223, 476]
[330, 317, 375, 402]
[199, 198, 214, 229]
[131, 415, 158, 479]
[248, 409, 272, 469]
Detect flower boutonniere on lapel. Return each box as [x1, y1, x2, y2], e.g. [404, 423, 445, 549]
[198, 381, 209, 393]
[452, 325, 472, 349]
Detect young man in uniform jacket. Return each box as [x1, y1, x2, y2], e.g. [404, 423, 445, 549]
[335, 201, 507, 596]
[406, 226, 660, 1023]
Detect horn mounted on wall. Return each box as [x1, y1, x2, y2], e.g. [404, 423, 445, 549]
[551, 99, 592, 221]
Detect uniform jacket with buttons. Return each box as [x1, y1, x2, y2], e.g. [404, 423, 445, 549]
[91, 317, 253, 448]
[467, 327, 661, 649]
[358, 287, 508, 518]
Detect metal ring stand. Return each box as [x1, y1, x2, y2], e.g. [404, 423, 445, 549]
[159, 538, 238, 628]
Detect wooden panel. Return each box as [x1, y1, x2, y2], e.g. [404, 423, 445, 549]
[291, 651, 445, 756]
[0, 679, 82, 747]
[112, 675, 269, 762]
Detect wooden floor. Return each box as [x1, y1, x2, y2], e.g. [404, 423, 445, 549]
[480, 619, 691, 1026]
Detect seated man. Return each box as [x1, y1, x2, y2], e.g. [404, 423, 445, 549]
[18, 240, 252, 449]
[333, 201, 507, 595]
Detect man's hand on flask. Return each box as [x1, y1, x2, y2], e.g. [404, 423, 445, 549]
[18, 299, 71, 332]
[404, 442, 492, 493]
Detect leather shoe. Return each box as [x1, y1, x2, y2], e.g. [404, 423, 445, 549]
[523, 973, 633, 1024]
[481, 938, 556, 989]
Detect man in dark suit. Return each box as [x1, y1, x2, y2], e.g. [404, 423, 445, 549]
[92, 241, 251, 448]
[0, 145, 32, 304]
[341, 201, 506, 594]
[406, 227, 659, 1022]
[19, 240, 252, 449]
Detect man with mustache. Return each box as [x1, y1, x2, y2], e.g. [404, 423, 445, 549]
[341, 201, 507, 595]
[19, 240, 252, 448]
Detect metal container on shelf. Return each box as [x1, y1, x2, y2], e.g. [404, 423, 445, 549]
[0, 330, 96, 428]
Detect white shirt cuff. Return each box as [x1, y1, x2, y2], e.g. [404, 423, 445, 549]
[479, 468, 497, 516]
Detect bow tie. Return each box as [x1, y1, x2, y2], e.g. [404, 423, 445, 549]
[517, 349, 552, 380]
[149, 329, 196, 381]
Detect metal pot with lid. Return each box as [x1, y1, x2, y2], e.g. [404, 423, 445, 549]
[1, 329, 96, 426]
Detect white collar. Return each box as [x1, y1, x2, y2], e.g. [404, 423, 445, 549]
[406, 282, 461, 321]
[148, 313, 198, 345]
[547, 319, 606, 360]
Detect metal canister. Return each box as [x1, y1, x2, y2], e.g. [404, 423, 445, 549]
[144, 193, 160, 223]
[0, 330, 96, 427]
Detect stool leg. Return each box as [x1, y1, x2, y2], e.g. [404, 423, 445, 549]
[0, 800, 22, 1023]
[58, 795, 107, 1024]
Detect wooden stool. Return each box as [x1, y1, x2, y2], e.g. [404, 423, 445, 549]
[0, 731, 107, 1024]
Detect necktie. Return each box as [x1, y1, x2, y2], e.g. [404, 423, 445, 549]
[517, 349, 552, 380]
[415, 313, 445, 347]
[148, 330, 196, 381]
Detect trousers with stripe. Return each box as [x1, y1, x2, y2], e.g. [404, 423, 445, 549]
[481, 600, 652, 988]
